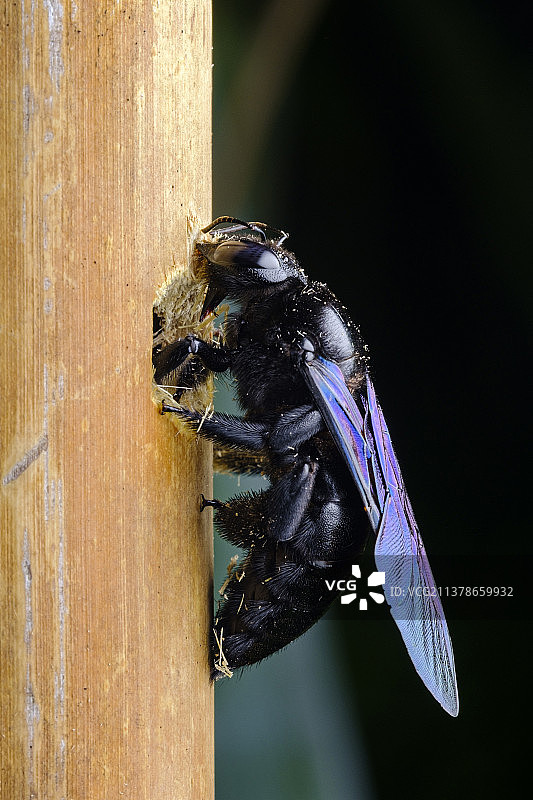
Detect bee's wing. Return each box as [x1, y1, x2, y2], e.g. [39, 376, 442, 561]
[304, 356, 459, 717]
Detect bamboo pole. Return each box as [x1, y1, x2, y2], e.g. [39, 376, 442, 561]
[0, 3, 213, 798]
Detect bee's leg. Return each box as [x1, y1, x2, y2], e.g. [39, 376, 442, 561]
[213, 447, 268, 476]
[209, 489, 270, 549]
[153, 337, 191, 382]
[153, 334, 231, 383]
[156, 356, 210, 402]
[215, 454, 318, 545]
[161, 407, 270, 450]
[268, 405, 323, 452]
[199, 494, 227, 512]
[266, 455, 318, 542]
[161, 403, 323, 453]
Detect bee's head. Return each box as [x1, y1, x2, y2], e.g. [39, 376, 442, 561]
[197, 218, 306, 318]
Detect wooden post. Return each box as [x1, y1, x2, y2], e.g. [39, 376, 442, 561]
[0, 3, 213, 798]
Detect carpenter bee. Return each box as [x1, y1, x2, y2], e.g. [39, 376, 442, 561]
[154, 216, 459, 717]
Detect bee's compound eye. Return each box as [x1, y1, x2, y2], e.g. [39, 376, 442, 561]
[212, 240, 281, 271]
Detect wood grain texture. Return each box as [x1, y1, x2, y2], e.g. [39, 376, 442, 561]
[0, 2, 213, 798]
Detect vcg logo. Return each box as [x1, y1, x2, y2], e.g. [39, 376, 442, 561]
[325, 565, 386, 611]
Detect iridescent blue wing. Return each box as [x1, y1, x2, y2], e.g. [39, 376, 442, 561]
[304, 356, 459, 717]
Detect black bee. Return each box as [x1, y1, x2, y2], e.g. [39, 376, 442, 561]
[154, 216, 459, 716]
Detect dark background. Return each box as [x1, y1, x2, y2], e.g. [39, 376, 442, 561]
[211, 1, 533, 797]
